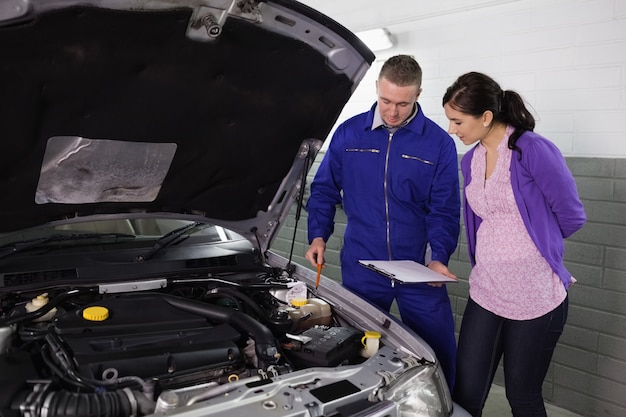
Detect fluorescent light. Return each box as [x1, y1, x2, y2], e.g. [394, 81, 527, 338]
[355, 28, 394, 51]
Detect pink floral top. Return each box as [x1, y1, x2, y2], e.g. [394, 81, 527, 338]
[465, 130, 566, 320]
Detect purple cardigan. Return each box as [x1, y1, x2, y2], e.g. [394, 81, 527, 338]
[461, 130, 586, 289]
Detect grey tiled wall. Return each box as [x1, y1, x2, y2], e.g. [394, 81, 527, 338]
[272, 155, 626, 417]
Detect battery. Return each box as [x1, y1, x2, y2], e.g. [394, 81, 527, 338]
[285, 326, 363, 368]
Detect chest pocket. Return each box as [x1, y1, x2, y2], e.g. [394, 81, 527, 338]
[342, 147, 383, 192]
[390, 152, 437, 203]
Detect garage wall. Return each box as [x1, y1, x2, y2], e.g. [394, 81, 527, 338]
[272, 1, 626, 416]
[301, 0, 626, 159]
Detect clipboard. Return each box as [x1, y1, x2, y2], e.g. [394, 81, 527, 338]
[358, 260, 457, 283]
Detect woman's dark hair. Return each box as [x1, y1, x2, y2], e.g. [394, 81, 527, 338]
[442, 72, 535, 154]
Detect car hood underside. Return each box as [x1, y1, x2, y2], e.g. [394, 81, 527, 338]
[0, 0, 373, 243]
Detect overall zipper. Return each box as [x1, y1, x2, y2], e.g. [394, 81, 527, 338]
[384, 131, 393, 265]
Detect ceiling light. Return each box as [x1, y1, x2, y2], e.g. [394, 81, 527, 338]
[355, 28, 394, 51]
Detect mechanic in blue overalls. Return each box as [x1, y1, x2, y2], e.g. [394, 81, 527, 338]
[305, 55, 460, 390]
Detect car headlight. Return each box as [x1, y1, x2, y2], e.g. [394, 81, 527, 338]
[378, 364, 453, 417]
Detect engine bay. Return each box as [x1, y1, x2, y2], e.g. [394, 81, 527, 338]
[0, 272, 379, 417]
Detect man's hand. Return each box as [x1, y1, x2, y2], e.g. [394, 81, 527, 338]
[305, 237, 326, 267]
[427, 260, 457, 287]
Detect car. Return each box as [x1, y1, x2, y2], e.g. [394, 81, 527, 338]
[0, 0, 470, 416]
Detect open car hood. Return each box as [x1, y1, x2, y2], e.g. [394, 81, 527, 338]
[0, 0, 374, 251]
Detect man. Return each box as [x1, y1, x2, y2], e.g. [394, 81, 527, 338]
[305, 55, 460, 389]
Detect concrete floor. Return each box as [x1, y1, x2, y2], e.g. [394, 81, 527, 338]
[482, 384, 583, 417]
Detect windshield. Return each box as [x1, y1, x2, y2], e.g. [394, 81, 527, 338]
[0, 219, 235, 247]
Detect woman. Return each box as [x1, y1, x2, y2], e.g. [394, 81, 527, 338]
[442, 72, 586, 417]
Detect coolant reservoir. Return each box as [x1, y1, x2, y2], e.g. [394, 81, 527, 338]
[287, 298, 332, 331]
[270, 281, 307, 305]
[25, 293, 57, 322]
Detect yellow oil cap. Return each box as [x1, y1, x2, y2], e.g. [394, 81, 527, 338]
[290, 298, 308, 307]
[82, 306, 109, 321]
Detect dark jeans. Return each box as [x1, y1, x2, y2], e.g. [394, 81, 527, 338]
[453, 296, 568, 417]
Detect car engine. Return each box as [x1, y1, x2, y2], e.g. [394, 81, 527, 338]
[0, 274, 369, 417]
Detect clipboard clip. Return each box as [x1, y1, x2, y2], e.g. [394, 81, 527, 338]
[364, 263, 395, 278]
[361, 261, 398, 287]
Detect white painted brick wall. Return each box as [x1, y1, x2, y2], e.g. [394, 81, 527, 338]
[300, 0, 626, 157]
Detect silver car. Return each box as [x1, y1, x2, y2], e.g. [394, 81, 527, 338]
[0, 1, 469, 416]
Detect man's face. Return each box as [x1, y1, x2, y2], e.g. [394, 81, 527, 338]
[376, 76, 421, 127]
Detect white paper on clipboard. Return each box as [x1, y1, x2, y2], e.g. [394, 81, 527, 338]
[358, 260, 457, 283]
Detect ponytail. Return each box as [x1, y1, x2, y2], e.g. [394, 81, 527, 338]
[501, 90, 535, 154]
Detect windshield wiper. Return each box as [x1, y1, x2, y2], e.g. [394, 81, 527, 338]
[0, 233, 136, 261]
[136, 222, 209, 262]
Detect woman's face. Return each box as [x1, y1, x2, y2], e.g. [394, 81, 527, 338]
[443, 103, 486, 146]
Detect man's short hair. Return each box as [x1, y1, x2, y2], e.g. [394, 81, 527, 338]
[378, 55, 422, 88]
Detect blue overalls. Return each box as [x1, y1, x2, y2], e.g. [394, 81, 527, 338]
[307, 102, 460, 390]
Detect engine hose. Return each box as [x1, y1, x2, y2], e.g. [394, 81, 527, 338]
[210, 287, 268, 322]
[37, 389, 145, 417]
[40, 344, 93, 391]
[205, 289, 292, 331]
[160, 294, 280, 365]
